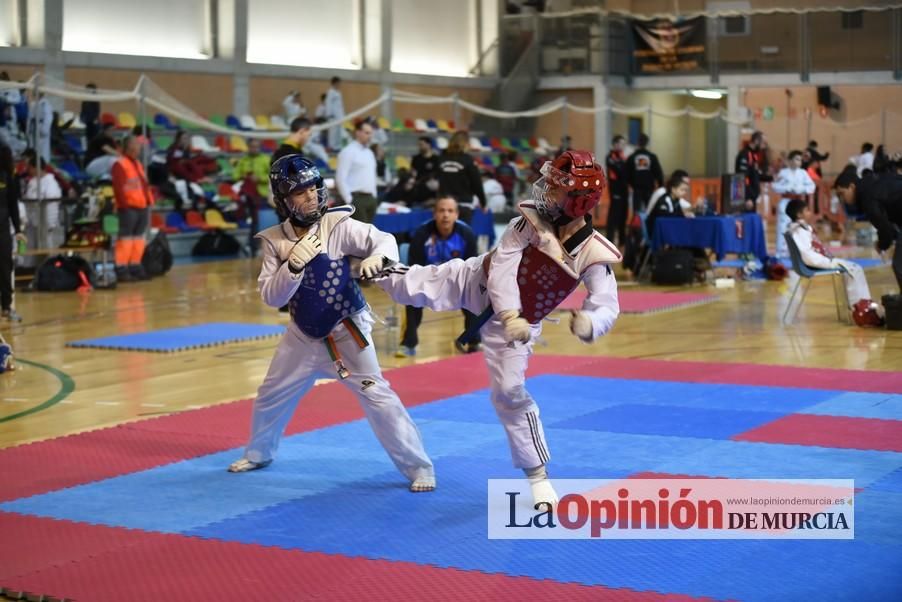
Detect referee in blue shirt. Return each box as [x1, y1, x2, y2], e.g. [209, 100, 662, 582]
[397, 196, 480, 356]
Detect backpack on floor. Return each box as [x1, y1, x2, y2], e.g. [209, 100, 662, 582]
[192, 231, 242, 256]
[34, 254, 96, 291]
[142, 231, 174, 276]
[651, 248, 695, 285]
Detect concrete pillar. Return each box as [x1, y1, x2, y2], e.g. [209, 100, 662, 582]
[43, 0, 64, 112]
[592, 79, 610, 159]
[380, 0, 393, 120]
[232, 0, 250, 117]
[726, 84, 742, 173]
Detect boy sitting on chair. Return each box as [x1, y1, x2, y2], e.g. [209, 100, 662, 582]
[786, 199, 883, 327]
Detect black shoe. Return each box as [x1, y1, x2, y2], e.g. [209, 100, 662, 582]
[130, 265, 150, 281]
[116, 267, 135, 282]
[279, 304, 290, 313]
[466, 342, 482, 354]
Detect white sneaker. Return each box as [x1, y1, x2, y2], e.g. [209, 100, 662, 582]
[409, 474, 436, 492]
[227, 458, 272, 473]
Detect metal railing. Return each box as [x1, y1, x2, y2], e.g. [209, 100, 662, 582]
[501, 8, 902, 80]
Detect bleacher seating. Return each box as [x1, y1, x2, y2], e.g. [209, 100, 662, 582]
[118, 112, 137, 129]
[239, 115, 257, 130]
[225, 115, 242, 129]
[151, 211, 179, 234]
[154, 113, 177, 129]
[269, 115, 288, 131]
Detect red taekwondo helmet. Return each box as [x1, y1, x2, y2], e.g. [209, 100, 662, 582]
[533, 150, 606, 223]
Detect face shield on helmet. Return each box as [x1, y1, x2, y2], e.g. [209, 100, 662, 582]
[532, 150, 605, 224]
[270, 155, 329, 226]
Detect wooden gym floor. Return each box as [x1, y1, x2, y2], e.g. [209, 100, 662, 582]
[2, 250, 899, 450]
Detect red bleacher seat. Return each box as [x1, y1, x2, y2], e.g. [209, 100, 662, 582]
[217, 182, 237, 200]
[185, 210, 216, 231]
[214, 135, 230, 152]
[100, 112, 119, 127]
[261, 139, 278, 153]
[403, 118, 416, 130]
[151, 211, 179, 234]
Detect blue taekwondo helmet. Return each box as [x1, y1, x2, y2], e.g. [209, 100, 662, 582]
[270, 154, 329, 226]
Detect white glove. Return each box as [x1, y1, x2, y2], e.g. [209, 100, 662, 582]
[498, 310, 531, 344]
[569, 310, 594, 342]
[360, 255, 386, 280]
[288, 234, 322, 273]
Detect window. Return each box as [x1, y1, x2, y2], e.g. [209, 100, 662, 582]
[720, 15, 749, 36]
[840, 11, 863, 30]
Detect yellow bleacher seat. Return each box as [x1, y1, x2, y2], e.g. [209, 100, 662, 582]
[436, 119, 452, 132]
[377, 116, 391, 130]
[229, 135, 249, 153]
[394, 156, 411, 171]
[328, 156, 339, 171]
[118, 112, 137, 129]
[256, 115, 271, 129]
[205, 209, 238, 231]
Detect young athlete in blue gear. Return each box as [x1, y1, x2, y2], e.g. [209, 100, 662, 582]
[228, 155, 435, 492]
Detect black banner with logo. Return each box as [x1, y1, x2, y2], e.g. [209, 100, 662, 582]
[632, 17, 706, 74]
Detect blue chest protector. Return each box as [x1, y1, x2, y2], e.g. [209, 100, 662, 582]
[288, 254, 367, 339]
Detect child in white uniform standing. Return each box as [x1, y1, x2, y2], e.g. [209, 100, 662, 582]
[376, 151, 621, 508]
[773, 150, 816, 257]
[228, 155, 435, 492]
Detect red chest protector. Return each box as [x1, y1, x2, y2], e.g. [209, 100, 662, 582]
[517, 245, 581, 324]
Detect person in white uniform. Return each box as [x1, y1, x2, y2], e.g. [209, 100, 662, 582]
[375, 150, 621, 509]
[785, 198, 883, 327]
[772, 150, 816, 257]
[324, 77, 345, 151]
[228, 154, 435, 492]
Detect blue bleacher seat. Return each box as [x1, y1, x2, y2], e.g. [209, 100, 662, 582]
[226, 115, 242, 129]
[58, 159, 88, 182]
[64, 134, 84, 155]
[165, 212, 199, 232]
[426, 119, 439, 131]
[154, 113, 176, 129]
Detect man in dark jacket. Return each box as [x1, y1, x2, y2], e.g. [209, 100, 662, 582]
[605, 135, 629, 246]
[735, 131, 767, 212]
[835, 166, 902, 290]
[626, 133, 664, 214]
[0, 142, 24, 322]
[397, 196, 480, 356]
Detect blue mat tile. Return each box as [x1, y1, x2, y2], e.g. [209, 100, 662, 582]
[801, 392, 902, 421]
[66, 322, 286, 352]
[552, 404, 786, 440]
[6, 373, 902, 601]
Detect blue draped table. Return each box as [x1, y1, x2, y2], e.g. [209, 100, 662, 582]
[259, 208, 496, 246]
[651, 214, 767, 262]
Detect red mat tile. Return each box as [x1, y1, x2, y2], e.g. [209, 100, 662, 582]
[1, 521, 712, 602]
[561, 357, 902, 394]
[560, 289, 717, 314]
[0, 512, 158, 581]
[0, 428, 244, 503]
[732, 414, 902, 452]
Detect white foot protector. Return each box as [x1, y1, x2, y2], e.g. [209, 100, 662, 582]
[530, 478, 559, 510]
[409, 475, 436, 492]
[227, 458, 272, 473]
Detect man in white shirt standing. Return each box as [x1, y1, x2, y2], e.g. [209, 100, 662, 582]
[324, 77, 345, 151]
[772, 150, 816, 257]
[336, 120, 378, 223]
[851, 142, 875, 177]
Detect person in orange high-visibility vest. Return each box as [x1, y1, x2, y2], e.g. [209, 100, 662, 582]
[111, 135, 154, 282]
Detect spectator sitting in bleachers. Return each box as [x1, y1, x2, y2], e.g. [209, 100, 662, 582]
[19, 148, 75, 199]
[234, 138, 271, 199]
[80, 83, 101, 143]
[84, 122, 120, 179]
[495, 152, 518, 204]
[481, 168, 507, 213]
[166, 130, 217, 211]
[385, 168, 417, 206]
